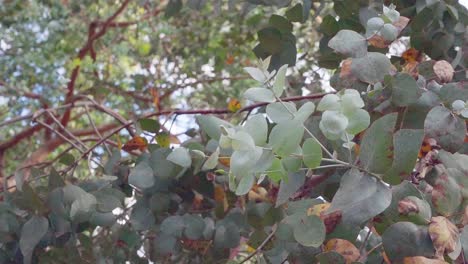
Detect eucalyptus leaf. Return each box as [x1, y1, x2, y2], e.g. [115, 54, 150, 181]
[244, 87, 276, 103]
[128, 162, 155, 190]
[20, 216, 49, 264]
[167, 147, 192, 167]
[328, 169, 392, 226]
[351, 52, 392, 84]
[328, 30, 367, 58]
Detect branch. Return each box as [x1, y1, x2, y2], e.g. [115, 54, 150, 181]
[240, 225, 278, 263]
[60, 0, 132, 127]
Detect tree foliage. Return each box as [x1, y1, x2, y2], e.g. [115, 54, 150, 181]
[0, 0, 467, 263]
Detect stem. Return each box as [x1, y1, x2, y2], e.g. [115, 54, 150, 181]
[239, 224, 277, 264]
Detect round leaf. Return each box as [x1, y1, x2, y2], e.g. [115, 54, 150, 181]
[302, 138, 322, 169]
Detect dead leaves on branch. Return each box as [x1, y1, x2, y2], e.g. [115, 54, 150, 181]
[428, 216, 460, 259]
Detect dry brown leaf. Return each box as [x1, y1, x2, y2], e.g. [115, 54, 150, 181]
[398, 197, 420, 215]
[368, 35, 388, 48]
[324, 238, 360, 264]
[428, 216, 459, 258]
[122, 136, 148, 152]
[393, 16, 410, 32]
[340, 59, 353, 78]
[402, 61, 419, 78]
[433, 60, 454, 83]
[322, 210, 342, 234]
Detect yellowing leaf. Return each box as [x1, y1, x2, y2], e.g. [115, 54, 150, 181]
[307, 203, 331, 217]
[227, 98, 241, 112]
[428, 216, 459, 258]
[218, 157, 231, 167]
[169, 133, 181, 145]
[402, 48, 422, 63]
[156, 132, 171, 148]
[324, 238, 360, 264]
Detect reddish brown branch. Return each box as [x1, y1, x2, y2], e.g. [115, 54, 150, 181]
[60, 0, 132, 127]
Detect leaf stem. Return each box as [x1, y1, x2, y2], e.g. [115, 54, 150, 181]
[239, 224, 277, 263]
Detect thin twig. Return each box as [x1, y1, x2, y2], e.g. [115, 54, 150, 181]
[46, 111, 88, 150]
[84, 105, 111, 155]
[35, 119, 85, 153]
[366, 242, 382, 256]
[239, 225, 277, 264]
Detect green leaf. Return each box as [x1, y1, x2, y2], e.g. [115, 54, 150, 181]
[270, 119, 304, 157]
[48, 168, 65, 191]
[244, 67, 267, 83]
[294, 102, 315, 123]
[230, 147, 262, 178]
[302, 138, 322, 169]
[276, 171, 305, 206]
[340, 89, 364, 112]
[244, 87, 276, 102]
[70, 192, 97, 222]
[167, 147, 192, 167]
[202, 147, 219, 171]
[20, 215, 49, 264]
[214, 223, 240, 249]
[130, 201, 155, 231]
[267, 157, 287, 183]
[165, 0, 182, 18]
[231, 131, 256, 151]
[244, 114, 268, 146]
[317, 94, 341, 111]
[432, 168, 462, 217]
[316, 251, 346, 264]
[384, 129, 424, 184]
[128, 162, 155, 190]
[269, 15, 293, 33]
[150, 148, 177, 179]
[282, 154, 302, 172]
[424, 106, 466, 153]
[160, 215, 184, 237]
[358, 113, 397, 174]
[351, 52, 392, 84]
[139, 118, 160, 133]
[328, 169, 392, 226]
[59, 153, 75, 165]
[380, 181, 424, 224]
[236, 174, 255, 196]
[320, 15, 339, 36]
[94, 190, 122, 213]
[183, 214, 205, 240]
[390, 73, 421, 107]
[319, 110, 349, 140]
[285, 3, 304, 22]
[272, 64, 288, 97]
[187, 0, 206, 10]
[196, 115, 232, 140]
[398, 196, 432, 225]
[291, 214, 326, 247]
[328, 30, 367, 58]
[382, 222, 435, 262]
[257, 27, 282, 54]
[266, 101, 296, 123]
[89, 211, 117, 227]
[344, 109, 370, 135]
